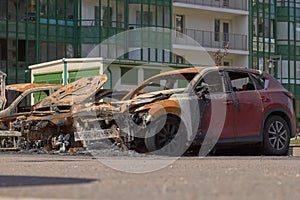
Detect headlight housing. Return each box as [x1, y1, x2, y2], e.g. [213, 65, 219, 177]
[131, 110, 152, 126]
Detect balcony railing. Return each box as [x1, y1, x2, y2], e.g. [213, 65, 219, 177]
[174, 29, 248, 51]
[173, 0, 248, 11]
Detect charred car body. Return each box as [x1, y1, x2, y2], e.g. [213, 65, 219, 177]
[18, 74, 129, 151]
[0, 71, 61, 149]
[73, 67, 296, 156]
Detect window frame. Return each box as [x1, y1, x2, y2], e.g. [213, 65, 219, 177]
[225, 71, 257, 92]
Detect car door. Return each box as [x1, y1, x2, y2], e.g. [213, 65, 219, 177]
[9, 89, 55, 118]
[226, 71, 264, 138]
[0, 88, 55, 130]
[197, 69, 235, 140]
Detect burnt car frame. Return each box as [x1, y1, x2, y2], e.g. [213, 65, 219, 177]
[0, 83, 61, 149]
[19, 74, 130, 151]
[73, 67, 296, 156]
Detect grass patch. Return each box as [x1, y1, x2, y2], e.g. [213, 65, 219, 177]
[290, 138, 300, 144]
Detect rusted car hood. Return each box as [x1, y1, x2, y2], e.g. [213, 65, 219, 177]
[5, 83, 62, 93]
[132, 88, 184, 101]
[34, 74, 108, 111]
[73, 88, 184, 116]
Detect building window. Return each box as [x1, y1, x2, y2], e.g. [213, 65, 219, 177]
[40, 0, 47, 16]
[121, 67, 138, 85]
[95, 6, 100, 26]
[269, 20, 274, 38]
[66, 44, 73, 58]
[48, 43, 56, 61]
[0, 39, 7, 60]
[253, 18, 257, 37]
[223, 61, 231, 66]
[175, 15, 184, 35]
[174, 55, 184, 64]
[94, 6, 113, 27]
[57, 1, 65, 19]
[67, 0, 74, 19]
[28, 40, 36, 62]
[143, 68, 161, 81]
[48, 0, 56, 18]
[0, 0, 7, 19]
[164, 6, 171, 28]
[214, 19, 220, 41]
[18, 40, 26, 62]
[223, 0, 229, 7]
[136, 11, 153, 26]
[277, 22, 288, 40]
[258, 18, 264, 37]
[103, 7, 112, 27]
[222, 22, 229, 44]
[255, 18, 274, 38]
[117, 13, 123, 28]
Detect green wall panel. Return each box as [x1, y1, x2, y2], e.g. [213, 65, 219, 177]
[128, 0, 171, 6]
[68, 68, 100, 82]
[34, 73, 62, 84]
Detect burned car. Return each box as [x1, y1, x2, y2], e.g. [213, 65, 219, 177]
[18, 74, 129, 151]
[73, 67, 296, 156]
[0, 81, 61, 149]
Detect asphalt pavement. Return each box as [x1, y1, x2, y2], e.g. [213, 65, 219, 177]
[1, 152, 300, 200]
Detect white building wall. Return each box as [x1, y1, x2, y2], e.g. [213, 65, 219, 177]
[81, 0, 96, 25]
[81, 0, 123, 26]
[232, 15, 248, 35]
[174, 7, 248, 36]
[173, 3, 249, 67]
[110, 65, 172, 90]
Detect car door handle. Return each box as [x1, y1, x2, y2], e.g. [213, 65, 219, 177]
[261, 96, 270, 102]
[224, 100, 233, 105]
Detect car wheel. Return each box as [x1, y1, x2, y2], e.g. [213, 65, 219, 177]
[263, 115, 290, 155]
[144, 115, 188, 156]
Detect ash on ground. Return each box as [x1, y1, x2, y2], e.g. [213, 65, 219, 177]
[1, 140, 146, 157]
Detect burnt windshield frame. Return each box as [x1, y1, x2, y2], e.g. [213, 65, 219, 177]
[128, 72, 199, 99]
[192, 69, 225, 94]
[4, 90, 22, 109]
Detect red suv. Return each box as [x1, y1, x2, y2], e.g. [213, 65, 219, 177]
[74, 67, 296, 156]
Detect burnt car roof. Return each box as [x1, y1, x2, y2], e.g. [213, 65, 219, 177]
[136, 66, 260, 80]
[216, 66, 262, 74]
[34, 74, 108, 109]
[94, 89, 130, 102]
[6, 83, 62, 92]
[122, 66, 262, 100]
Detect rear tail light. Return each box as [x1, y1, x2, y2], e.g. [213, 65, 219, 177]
[284, 91, 293, 99]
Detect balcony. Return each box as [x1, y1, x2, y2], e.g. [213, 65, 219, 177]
[173, 0, 248, 11]
[174, 29, 248, 52]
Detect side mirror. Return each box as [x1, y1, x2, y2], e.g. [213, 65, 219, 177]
[264, 80, 269, 90]
[195, 83, 209, 97]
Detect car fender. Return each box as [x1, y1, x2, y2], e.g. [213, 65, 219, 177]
[261, 107, 296, 139]
[135, 100, 182, 121]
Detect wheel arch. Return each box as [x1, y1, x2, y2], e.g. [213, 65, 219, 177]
[147, 105, 182, 122]
[261, 108, 295, 139]
[144, 113, 189, 155]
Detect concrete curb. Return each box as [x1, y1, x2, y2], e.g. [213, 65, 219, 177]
[289, 145, 300, 156]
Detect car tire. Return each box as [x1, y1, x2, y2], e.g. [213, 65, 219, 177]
[144, 115, 188, 156]
[263, 115, 290, 155]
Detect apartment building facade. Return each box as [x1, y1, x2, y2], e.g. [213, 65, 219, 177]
[0, 0, 173, 84]
[250, 0, 300, 116]
[251, 0, 300, 83]
[172, 0, 249, 67]
[1, 0, 300, 104]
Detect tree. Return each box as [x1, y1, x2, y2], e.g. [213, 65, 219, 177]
[214, 42, 229, 66]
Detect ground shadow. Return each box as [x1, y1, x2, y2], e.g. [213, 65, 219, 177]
[0, 175, 97, 187]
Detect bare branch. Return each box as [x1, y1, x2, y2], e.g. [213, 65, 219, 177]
[214, 42, 230, 66]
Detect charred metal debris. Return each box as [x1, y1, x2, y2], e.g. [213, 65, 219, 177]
[0, 67, 213, 155]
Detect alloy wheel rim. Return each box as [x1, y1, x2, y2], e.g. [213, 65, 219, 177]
[156, 122, 179, 150]
[268, 121, 288, 151]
